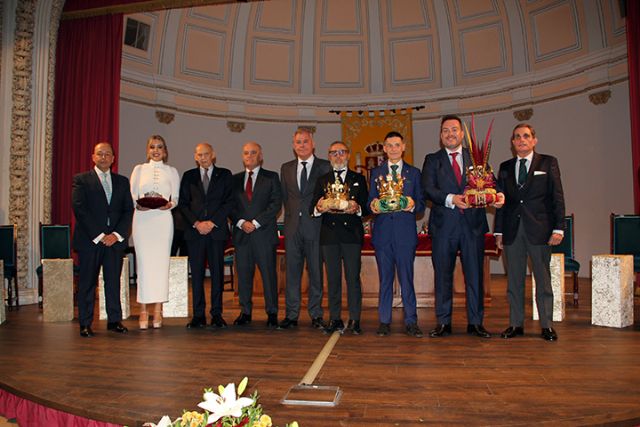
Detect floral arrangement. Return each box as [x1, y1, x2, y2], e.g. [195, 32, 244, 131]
[144, 378, 298, 427]
[462, 114, 498, 207]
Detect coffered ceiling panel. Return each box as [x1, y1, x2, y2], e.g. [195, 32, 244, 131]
[244, 0, 301, 93]
[447, 0, 512, 85]
[314, 0, 369, 94]
[174, 4, 236, 86]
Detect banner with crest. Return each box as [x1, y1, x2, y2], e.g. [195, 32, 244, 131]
[340, 109, 414, 185]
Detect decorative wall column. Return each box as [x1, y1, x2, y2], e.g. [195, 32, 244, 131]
[9, 0, 36, 293]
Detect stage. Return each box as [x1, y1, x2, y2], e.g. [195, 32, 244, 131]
[1, 276, 640, 427]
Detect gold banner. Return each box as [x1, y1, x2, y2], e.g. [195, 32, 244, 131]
[341, 109, 413, 184]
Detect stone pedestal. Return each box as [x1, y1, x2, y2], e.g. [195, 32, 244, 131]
[0, 260, 5, 325]
[99, 258, 130, 320]
[533, 253, 565, 321]
[42, 259, 74, 322]
[591, 255, 634, 328]
[164, 256, 189, 317]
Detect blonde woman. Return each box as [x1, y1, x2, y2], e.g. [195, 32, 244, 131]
[130, 135, 180, 329]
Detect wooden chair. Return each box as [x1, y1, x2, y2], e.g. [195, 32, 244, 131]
[610, 213, 640, 273]
[551, 214, 580, 306]
[223, 248, 234, 291]
[0, 225, 19, 310]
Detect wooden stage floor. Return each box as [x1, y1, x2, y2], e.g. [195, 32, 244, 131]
[1, 276, 640, 427]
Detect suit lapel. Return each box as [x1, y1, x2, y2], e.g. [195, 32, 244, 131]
[521, 153, 539, 192]
[91, 170, 109, 206]
[440, 149, 461, 189]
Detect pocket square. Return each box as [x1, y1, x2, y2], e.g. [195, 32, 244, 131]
[353, 182, 359, 186]
[533, 171, 546, 176]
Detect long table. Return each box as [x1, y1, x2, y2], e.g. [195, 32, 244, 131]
[235, 234, 499, 308]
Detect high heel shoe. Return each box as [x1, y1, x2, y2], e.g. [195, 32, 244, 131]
[139, 311, 149, 330]
[153, 308, 163, 329]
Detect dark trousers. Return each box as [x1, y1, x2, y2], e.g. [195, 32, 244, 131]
[236, 240, 278, 316]
[322, 242, 362, 322]
[77, 245, 124, 326]
[284, 229, 324, 320]
[187, 237, 225, 318]
[431, 219, 485, 325]
[504, 221, 554, 328]
[374, 242, 417, 325]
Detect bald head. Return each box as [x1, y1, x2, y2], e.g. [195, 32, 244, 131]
[194, 143, 215, 169]
[242, 142, 263, 170]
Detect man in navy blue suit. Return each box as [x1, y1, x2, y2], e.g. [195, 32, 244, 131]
[422, 115, 503, 339]
[72, 142, 134, 338]
[368, 131, 425, 338]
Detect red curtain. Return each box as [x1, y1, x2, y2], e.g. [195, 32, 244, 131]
[51, 13, 123, 225]
[628, 0, 640, 214]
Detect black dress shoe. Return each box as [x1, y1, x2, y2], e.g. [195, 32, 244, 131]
[429, 324, 452, 338]
[467, 324, 491, 338]
[186, 316, 207, 329]
[345, 319, 362, 335]
[500, 326, 524, 339]
[79, 326, 94, 338]
[376, 323, 391, 336]
[211, 315, 228, 328]
[405, 323, 424, 338]
[541, 327, 558, 341]
[107, 322, 128, 334]
[311, 317, 326, 329]
[266, 314, 278, 327]
[277, 318, 298, 329]
[323, 319, 345, 335]
[233, 313, 252, 326]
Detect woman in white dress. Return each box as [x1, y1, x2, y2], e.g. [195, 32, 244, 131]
[130, 135, 180, 329]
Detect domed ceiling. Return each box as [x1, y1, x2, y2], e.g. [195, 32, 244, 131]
[120, 0, 627, 121]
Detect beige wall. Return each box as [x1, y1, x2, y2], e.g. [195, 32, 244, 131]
[119, 81, 633, 276]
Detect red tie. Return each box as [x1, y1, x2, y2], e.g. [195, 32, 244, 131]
[450, 152, 462, 186]
[245, 171, 253, 202]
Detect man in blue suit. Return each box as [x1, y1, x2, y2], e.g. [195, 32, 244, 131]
[422, 115, 503, 339]
[368, 131, 425, 338]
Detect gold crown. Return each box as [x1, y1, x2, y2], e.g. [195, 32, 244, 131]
[376, 173, 404, 199]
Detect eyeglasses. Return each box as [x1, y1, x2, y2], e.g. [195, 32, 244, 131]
[328, 149, 348, 157]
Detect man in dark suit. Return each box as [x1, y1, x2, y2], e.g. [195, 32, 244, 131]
[278, 128, 332, 329]
[311, 141, 369, 335]
[230, 142, 282, 328]
[179, 142, 234, 329]
[72, 142, 133, 337]
[495, 123, 565, 341]
[368, 131, 425, 338]
[422, 115, 503, 339]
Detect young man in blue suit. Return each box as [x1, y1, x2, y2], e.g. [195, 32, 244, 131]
[72, 142, 134, 337]
[368, 131, 425, 338]
[422, 115, 504, 339]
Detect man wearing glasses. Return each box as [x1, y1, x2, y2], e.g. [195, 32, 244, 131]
[311, 141, 369, 334]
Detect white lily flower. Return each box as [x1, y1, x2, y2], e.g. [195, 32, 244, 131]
[142, 415, 174, 427]
[198, 382, 254, 424]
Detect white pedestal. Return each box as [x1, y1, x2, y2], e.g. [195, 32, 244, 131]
[533, 253, 565, 321]
[164, 256, 189, 318]
[0, 260, 5, 325]
[591, 254, 634, 328]
[99, 258, 130, 320]
[42, 259, 74, 322]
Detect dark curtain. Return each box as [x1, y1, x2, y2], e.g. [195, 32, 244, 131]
[628, 0, 640, 214]
[51, 13, 123, 225]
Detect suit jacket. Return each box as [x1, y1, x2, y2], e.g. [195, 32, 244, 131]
[178, 165, 234, 241]
[367, 161, 425, 248]
[280, 156, 332, 240]
[422, 148, 489, 237]
[230, 168, 282, 247]
[494, 152, 565, 245]
[310, 169, 369, 245]
[72, 169, 134, 252]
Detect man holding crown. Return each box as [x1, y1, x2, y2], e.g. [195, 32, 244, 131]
[368, 131, 425, 338]
[422, 114, 504, 339]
